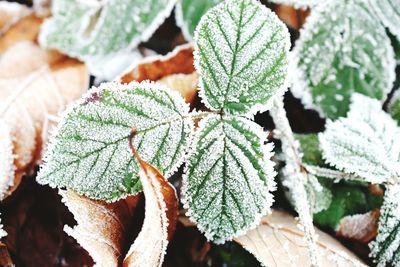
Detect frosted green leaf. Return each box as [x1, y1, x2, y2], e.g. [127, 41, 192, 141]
[305, 174, 332, 214]
[370, 184, 400, 267]
[268, 0, 321, 9]
[291, 0, 396, 119]
[194, 0, 290, 116]
[39, 0, 175, 60]
[176, 0, 222, 40]
[319, 93, 400, 184]
[182, 115, 275, 243]
[37, 82, 194, 201]
[369, 0, 400, 41]
[389, 90, 400, 125]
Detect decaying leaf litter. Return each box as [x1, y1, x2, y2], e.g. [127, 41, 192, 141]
[1, 0, 400, 266]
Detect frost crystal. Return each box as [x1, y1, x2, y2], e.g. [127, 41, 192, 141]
[370, 184, 400, 267]
[37, 82, 194, 201]
[291, 0, 396, 119]
[176, 0, 222, 40]
[0, 216, 6, 239]
[39, 0, 175, 60]
[182, 115, 275, 243]
[268, 0, 322, 9]
[194, 0, 290, 116]
[369, 0, 400, 41]
[319, 93, 400, 184]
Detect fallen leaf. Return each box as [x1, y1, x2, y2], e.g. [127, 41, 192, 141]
[272, 4, 309, 30]
[0, 2, 31, 35]
[0, 40, 88, 199]
[60, 190, 138, 267]
[0, 119, 14, 200]
[234, 210, 366, 267]
[336, 210, 380, 243]
[118, 44, 197, 103]
[123, 130, 179, 267]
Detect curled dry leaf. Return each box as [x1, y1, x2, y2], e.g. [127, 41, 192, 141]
[234, 210, 366, 267]
[119, 44, 198, 103]
[0, 38, 88, 199]
[0, 2, 31, 35]
[336, 210, 380, 243]
[272, 4, 309, 30]
[123, 130, 179, 267]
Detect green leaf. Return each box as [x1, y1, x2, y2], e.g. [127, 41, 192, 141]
[370, 0, 400, 42]
[296, 134, 325, 166]
[268, 0, 320, 9]
[176, 0, 222, 40]
[182, 115, 275, 243]
[39, 0, 175, 59]
[194, 0, 290, 116]
[37, 82, 194, 201]
[389, 90, 400, 125]
[319, 93, 400, 184]
[291, 0, 396, 119]
[370, 184, 400, 267]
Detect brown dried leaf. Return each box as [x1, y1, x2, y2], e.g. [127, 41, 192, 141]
[273, 4, 309, 30]
[0, 2, 31, 35]
[118, 44, 197, 103]
[0, 40, 88, 199]
[234, 210, 366, 267]
[60, 190, 138, 267]
[123, 131, 179, 267]
[336, 210, 380, 243]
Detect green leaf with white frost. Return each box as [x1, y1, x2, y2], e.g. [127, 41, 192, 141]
[268, 0, 321, 9]
[319, 93, 400, 184]
[195, 0, 290, 116]
[291, 0, 396, 119]
[370, 184, 400, 267]
[182, 115, 275, 243]
[389, 90, 400, 125]
[37, 82, 194, 201]
[176, 0, 222, 40]
[369, 0, 400, 42]
[39, 0, 175, 59]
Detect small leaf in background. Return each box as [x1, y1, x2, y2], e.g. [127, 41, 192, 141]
[296, 134, 325, 166]
[37, 82, 194, 201]
[39, 0, 175, 60]
[304, 174, 332, 214]
[268, 0, 320, 9]
[60, 190, 137, 267]
[389, 89, 400, 125]
[123, 130, 179, 267]
[234, 210, 366, 267]
[176, 0, 222, 40]
[319, 94, 400, 184]
[291, 0, 396, 119]
[195, 0, 290, 115]
[369, 0, 400, 42]
[182, 115, 275, 243]
[370, 184, 400, 267]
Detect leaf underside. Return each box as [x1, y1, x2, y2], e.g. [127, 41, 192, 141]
[37, 82, 193, 201]
[319, 93, 400, 184]
[194, 0, 290, 116]
[370, 0, 400, 41]
[292, 0, 395, 119]
[39, 0, 175, 59]
[183, 115, 275, 243]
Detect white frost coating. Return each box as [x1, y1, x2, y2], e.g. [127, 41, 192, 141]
[0, 119, 14, 201]
[194, 0, 290, 117]
[370, 184, 400, 267]
[39, 0, 177, 62]
[369, 0, 400, 41]
[268, 0, 323, 9]
[291, 0, 396, 119]
[270, 96, 321, 266]
[182, 114, 276, 244]
[305, 174, 332, 214]
[0, 216, 6, 239]
[37, 81, 194, 201]
[319, 93, 400, 184]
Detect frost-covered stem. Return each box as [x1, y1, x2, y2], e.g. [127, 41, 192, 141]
[270, 96, 320, 266]
[304, 165, 366, 183]
[188, 110, 219, 120]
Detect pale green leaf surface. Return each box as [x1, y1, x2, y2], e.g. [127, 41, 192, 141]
[182, 115, 275, 243]
[39, 0, 175, 59]
[369, 0, 400, 41]
[291, 0, 395, 119]
[37, 82, 194, 201]
[194, 0, 290, 116]
[319, 93, 400, 184]
[370, 184, 400, 267]
[176, 0, 222, 40]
